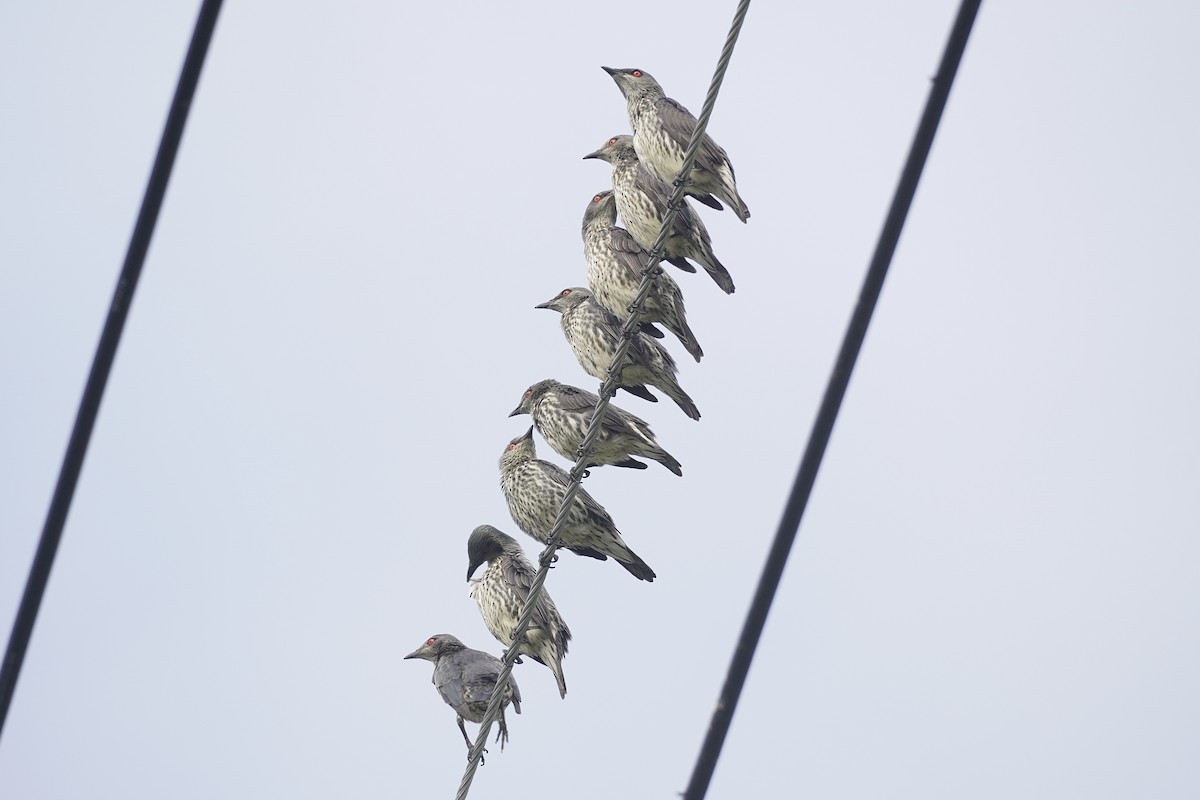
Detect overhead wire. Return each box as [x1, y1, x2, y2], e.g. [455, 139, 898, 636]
[680, 1, 983, 797]
[0, 0, 225, 741]
[453, 1, 753, 797]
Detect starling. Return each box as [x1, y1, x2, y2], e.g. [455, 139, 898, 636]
[511, 378, 683, 476]
[498, 426, 657, 581]
[583, 189, 704, 362]
[602, 66, 750, 223]
[584, 135, 735, 295]
[467, 524, 572, 698]
[404, 633, 521, 762]
[536, 286, 700, 421]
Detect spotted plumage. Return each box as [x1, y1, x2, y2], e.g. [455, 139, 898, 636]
[603, 66, 750, 223]
[467, 524, 571, 698]
[535, 286, 700, 420]
[582, 190, 703, 362]
[498, 426, 656, 581]
[511, 378, 682, 476]
[584, 134, 735, 295]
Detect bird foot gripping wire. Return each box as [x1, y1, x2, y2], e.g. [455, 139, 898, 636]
[538, 546, 560, 569]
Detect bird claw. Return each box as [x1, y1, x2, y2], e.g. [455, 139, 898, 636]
[538, 548, 559, 568]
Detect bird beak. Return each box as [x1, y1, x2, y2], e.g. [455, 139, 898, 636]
[467, 560, 482, 582]
[403, 646, 424, 660]
[582, 148, 602, 161]
[601, 65, 616, 76]
[534, 297, 556, 310]
[523, 425, 534, 441]
[508, 404, 523, 417]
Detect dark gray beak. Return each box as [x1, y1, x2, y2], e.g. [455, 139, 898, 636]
[403, 646, 424, 660]
[508, 404, 523, 417]
[467, 559, 483, 582]
[523, 425, 535, 441]
[601, 65, 616, 76]
[582, 148, 602, 160]
[534, 297, 557, 310]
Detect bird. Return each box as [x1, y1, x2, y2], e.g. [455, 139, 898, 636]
[584, 135, 735, 294]
[602, 66, 750, 223]
[467, 524, 572, 699]
[510, 378, 683, 476]
[404, 633, 521, 763]
[582, 189, 704, 362]
[498, 426, 657, 581]
[535, 286, 700, 420]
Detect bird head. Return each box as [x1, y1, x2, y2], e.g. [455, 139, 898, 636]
[509, 378, 559, 418]
[534, 287, 591, 314]
[583, 134, 636, 164]
[466, 524, 516, 580]
[601, 66, 663, 101]
[404, 633, 466, 662]
[498, 426, 537, 471]
[582, 189, 618, 232]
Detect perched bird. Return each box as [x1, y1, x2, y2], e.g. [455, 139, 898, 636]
[404, 633, 521, 762]
[498, 426, 657, 581]
[467, 524, 572, 698]
[536, 286, 700, 420]
[582, 190, 703, 362]
[602, 66, 750, 223]
[511, 378, 683, 476]
[584, 135, 735, 295]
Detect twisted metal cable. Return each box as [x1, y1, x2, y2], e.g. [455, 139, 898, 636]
[454, 2, 752, 797]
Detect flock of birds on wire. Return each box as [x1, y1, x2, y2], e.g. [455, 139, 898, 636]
[405, 65, 750, 764]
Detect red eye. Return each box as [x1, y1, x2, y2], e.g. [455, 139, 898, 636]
[561, 289, 570, 296]
[426, 637, 436, 646]
[608, 137, 617, 146]
[524, 390, 532, 397]
[593, 194, 602, 203]
[507, 443, 515, 451]
[632, 70, 642, 77]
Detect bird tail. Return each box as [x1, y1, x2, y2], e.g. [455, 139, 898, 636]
[695, 250, 735, 295]
[651, 448, 683, 477]
[612, 457, 650, 470]
[667, 315, 704, 363]
[621, 384, 658, 403]
[551, 656, 568, 699]
[666, 256, 697, 274]
[615, 545, 657, 582]
[658, 376, 701, 421]
[723, 188, 749, 223]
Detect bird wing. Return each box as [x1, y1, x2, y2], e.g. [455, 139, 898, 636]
[433, 661, 468, 712]
[610, 227, 654, 276]
[501, 557, 554, 636]
[556, 384, 637, 431]
[656, 96, 731, 171]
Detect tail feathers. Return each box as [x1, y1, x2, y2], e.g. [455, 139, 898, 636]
[551, 657, 567, 699]
[669, 317, 704, 363]
[651, 448, 683, 477]
[660, 379, 701, 421]
[697, 251, 735, 294]
[569, 546, 609, 561]
[615, 547, 657, 582]
[621, 384, 658, 403]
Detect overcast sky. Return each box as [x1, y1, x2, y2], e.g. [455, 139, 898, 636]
[2, 1, 1199, 798]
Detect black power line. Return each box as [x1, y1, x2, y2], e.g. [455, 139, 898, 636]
[0, 0, 225, 741]
[681, 1, 983, 797]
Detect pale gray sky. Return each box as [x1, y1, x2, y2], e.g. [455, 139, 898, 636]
[2, 1, 1199, 798]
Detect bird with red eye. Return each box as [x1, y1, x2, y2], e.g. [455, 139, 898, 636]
[599, 64, 751, 223]
[509, 378, 683, 476]
[404, 633, 522, 764]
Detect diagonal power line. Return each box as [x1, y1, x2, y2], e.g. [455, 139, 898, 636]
[0, 0, 225, 741]
[453, 1, 752, 798]
[681, 1, 983, 798]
